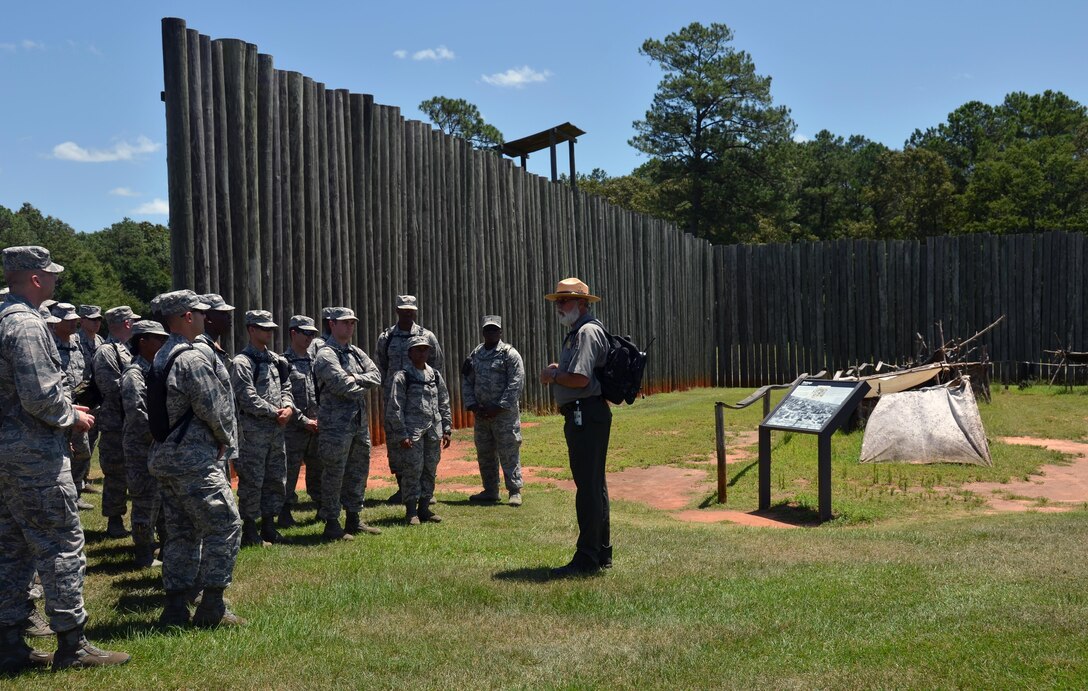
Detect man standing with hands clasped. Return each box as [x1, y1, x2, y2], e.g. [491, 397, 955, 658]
[541, 278, 613, 578]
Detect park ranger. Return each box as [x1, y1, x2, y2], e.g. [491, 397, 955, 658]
[94, 305, 139, 538]
[376, 295, 444, 503]
[462, 315, 525, 506]
[49, 303, 94, 511]
[313, 307, 383, 540]
[0, 246, 130, 673]
[120, 320, 169, 568]
[386, 335, 452, 525]
[231, 310, 294, 547]
[150, 290, 245, 628]
[281, 315, 321, 528]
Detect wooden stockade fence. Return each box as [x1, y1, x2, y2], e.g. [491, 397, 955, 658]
[161, 18, 715, 443]
[713, 231, 1088, 387]
[163, 19, 1088, 444]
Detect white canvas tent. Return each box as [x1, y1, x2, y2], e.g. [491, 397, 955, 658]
[859, 378, 992, 466]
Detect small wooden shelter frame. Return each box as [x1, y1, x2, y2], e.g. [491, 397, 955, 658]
[500, 123, 585, 187]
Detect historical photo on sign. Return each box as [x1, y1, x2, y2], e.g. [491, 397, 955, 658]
[764, 381, 857, 432]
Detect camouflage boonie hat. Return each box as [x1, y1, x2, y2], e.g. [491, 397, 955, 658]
[157, 290, 211, 317]
[406, 334, 431, 350]
[202, 293, 234, 311]
[289, 315, 319, 333]
[78, 304, 102, 319]
[245, 310, 278, 328]
[2, 246, 64, 273]
[482, 315, 502, 329]
[130, 320, 168, 338]
[396, 295, 418, 311]
[51, 303, 80, 321]
[105, 306, 141, 324]
[327, 306, 356, 321]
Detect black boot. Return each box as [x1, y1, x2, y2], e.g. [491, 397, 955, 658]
[387, 488, 403, 504]
[260, 514, 284, 544]
[277, 505, 296, 528]
[158, 590, 191, 627]
[322, 519, 354, 541]
[240, 518, 266, 547]
[191, 587, 247, 628]
[417, 499, 442, 523]
[599, 544, 613, 569]
[106, 516, 130, 539]
[404, 503, 420, 526]
[52, 624, 130, 670]
[1, 623, 51, 675]
[345, 511, 381, 536]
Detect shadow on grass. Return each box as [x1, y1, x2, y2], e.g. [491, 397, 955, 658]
[114, 590, 162, 615]
[755, 503, 824, 526]
[491, 566, 554, 583]
[111, 573, 161, 592]
[85, 618, 161, 641]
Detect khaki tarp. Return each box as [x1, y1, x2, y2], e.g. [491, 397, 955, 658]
[859, 378, 992, 466]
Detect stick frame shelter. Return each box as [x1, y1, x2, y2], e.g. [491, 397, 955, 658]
[500, 123, 585, 188]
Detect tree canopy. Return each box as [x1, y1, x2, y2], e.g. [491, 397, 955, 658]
[419, 96, 504, 150]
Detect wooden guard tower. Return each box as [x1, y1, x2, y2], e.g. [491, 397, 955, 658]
[500, 122, 585, 188]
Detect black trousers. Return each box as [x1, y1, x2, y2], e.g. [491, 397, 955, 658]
[562, 396, 611, 567]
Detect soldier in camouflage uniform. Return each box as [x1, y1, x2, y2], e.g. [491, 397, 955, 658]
[386, 335, 452, 525]
[463, 316, 525, 506]
[76, 305, 104, 489]
[0, 246, 130, 673]
[150, 290, 245, 628]
[313, 307, 383, 540]
[93, 305, 139, 538]
[198, 294, 238, 475]
[121, 320, 169, 568]
[231, 311, 294, 547]
[376, 295, 444, 503]
[48, 304, 94, 511]
[306, 307, 334, 358]
[281, 315, 321, 528]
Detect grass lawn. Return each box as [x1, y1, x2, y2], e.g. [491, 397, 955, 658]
[7, 385, 1088, 689]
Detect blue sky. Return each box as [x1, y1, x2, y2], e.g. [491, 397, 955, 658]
[2, 0, 1086, 232]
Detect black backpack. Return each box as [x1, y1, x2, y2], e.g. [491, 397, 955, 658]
[577, 320, 652, 405]
[148, 344, 195, 443]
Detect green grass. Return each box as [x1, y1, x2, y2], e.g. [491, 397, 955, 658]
[7, 386, 1088, 689]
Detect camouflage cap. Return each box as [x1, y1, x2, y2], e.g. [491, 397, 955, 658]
[41, 306, 60, 324]
[157, 289, 211, 317]
[396, 295, 419, 311]
[289, 315, 320, 333]
[201, 293, 234, 311]
[0, 287, 9, 296]
[327, 306, 356, 321]
[407, 334, 431, 350]
[78, 304, 103, 319]
[2, 246, 64, 273]
[41, 299, 58, 311]
[105, 305, 141, 324]
[130, 320, 168, 338]
[51, 302, 80, 321]
[321, 307, 335, 320]
[482, 315, 502, 329]
[245, 310, 278, 328]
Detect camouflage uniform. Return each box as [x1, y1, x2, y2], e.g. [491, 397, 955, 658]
[120, 354, 161, 553]
[386, 363, 452, 507]
[376, 318, 444, 473]
[0, 294, 86, 634]
[76, 306, 104, 471]
[149, 324, 242, 595]
[463, 336, 525, 496]
[196, 331, 237, 471]
[312, 337, 381, 522]
[52, 320, 93, 492]
[284, 345, 320, 505]
[231, 344, 293, 520]
[93, 335, 133, 519]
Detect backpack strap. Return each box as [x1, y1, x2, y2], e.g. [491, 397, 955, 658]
[161, 344, 196, 441]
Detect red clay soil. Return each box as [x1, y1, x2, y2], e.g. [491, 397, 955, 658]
[962, 436, 1088, 512]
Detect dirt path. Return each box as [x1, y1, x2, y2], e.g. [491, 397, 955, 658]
[961, 436, 1088, 512]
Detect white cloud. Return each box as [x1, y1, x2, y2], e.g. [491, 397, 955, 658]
[52, 135, 160, 163]
[413, 45, 454, 61]
[793, 134, 809, 143]
[133, 198, 169, 215]
[482, 65, 551, 88]
[21, 39, 44, 51]
[109, 187, 139, 197]
[393, 49, 408, 59]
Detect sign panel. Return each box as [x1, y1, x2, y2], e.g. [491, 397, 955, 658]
[762, 379, 869, 434]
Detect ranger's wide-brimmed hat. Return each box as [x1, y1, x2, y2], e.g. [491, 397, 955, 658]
[545, 277, 600, 303]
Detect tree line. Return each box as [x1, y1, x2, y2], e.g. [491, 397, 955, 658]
[0, 202, 170, 313]
[422, 22, 1088, 245]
